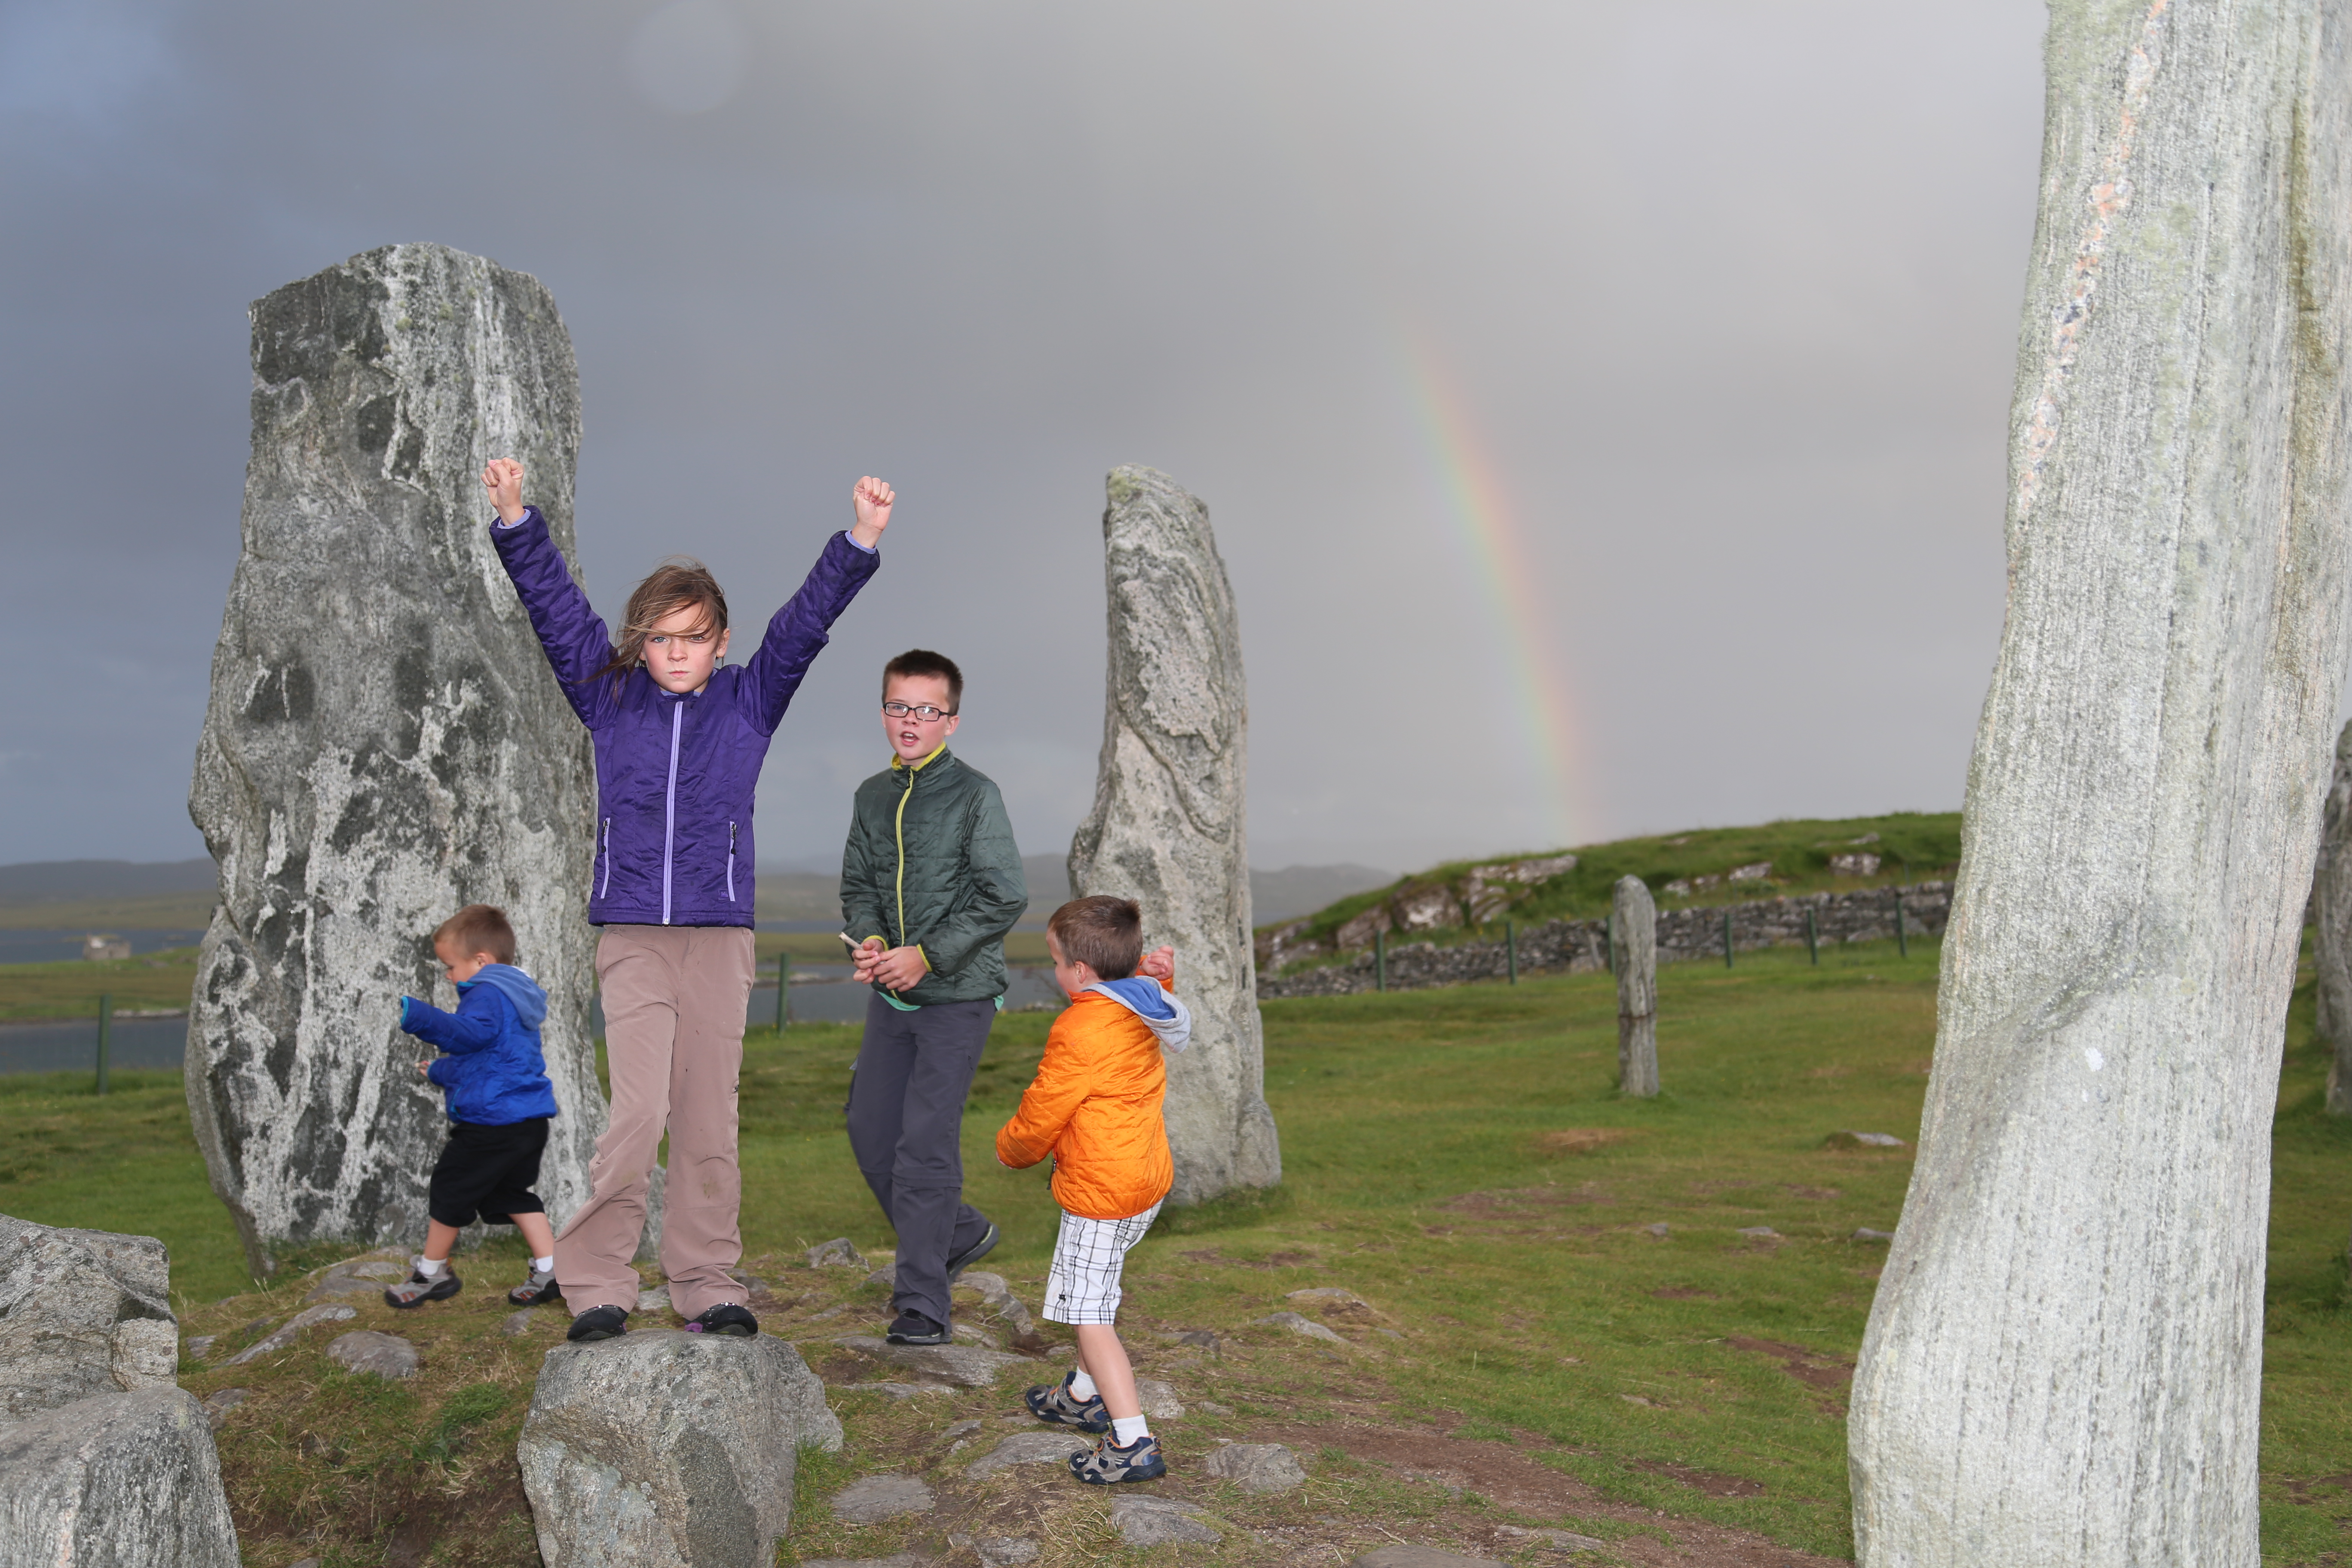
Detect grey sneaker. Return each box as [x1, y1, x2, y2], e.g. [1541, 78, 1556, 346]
[1025, 1372, 1109, 1433]
[508, 1266, 560, 1307]
[1071, 1431, 1166, 1484]
[384, 1268, 460, 1308]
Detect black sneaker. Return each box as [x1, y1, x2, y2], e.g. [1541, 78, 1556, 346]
[1071, 1431, 1167, 1484]
[684, 1303, 758, 1338]
[384, 1268, 461, 1309]
[566, 1305, 630, 1343]
[885, 1308, 952, 1345]
[944, 1221, 999, 1282]
[507, 1266, 561, 1307]
[1024, 1371, 1110, 1433]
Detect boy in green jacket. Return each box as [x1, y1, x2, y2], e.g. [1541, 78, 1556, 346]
[843, 649, 1029, 1344]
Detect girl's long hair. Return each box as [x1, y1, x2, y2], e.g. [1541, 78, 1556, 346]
[597, 558, 730, 685]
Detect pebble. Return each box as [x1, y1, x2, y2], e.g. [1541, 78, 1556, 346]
[940, 1419, 983, 1442]
[1253, 1311, 1347, 1344]
[829, 1474, 935, 1523]
[1134, 1377, 1185, 1419]
[325, 1330, 419, 1379]
[1112, 1495, 1218, 1547]
[1736, 1226, 1782, 1240]
[806, 1237, 868, 1269]
[1195, 1399, 1234, 1416]
[1205, 1441, 1307, 1493]
[199, 1387, 253, 1430]
[976, 1539, 1038, 1566]
[502, 1308, 540, 1336]
[1285, 1286, 1366, 1306]
[1494, 1525, 1608, 1552]
[1826, 1130, 1910, 1148]
[1645, 1222, 1671, 1238]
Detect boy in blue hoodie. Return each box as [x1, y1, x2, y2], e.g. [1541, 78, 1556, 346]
[387, 904, 563, 1309]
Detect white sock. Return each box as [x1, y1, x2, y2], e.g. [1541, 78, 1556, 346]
[416, 1256, 447, 1278]
[533, 1256, 555, 1273]
[1067, 1368, 1099, 1400]
[1112, 1414, 1151, 1446]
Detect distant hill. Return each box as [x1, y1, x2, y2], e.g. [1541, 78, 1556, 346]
[0, 860, 217, 902]
[755, 854, 1394, 929]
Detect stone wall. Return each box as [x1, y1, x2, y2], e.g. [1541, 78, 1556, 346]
[1258, 883, 1951, 999]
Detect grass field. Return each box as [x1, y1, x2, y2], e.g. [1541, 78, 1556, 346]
[0, 945, 201, 1020]
[3, 936, 2347, 1563]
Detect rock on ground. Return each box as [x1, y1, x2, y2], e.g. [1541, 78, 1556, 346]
[799, 1559, 921, 1568]
[224, 1304, 355, 1366]
[1612, 874, 1658, 1096]
[806, 1237, 867, 1269]
[828, 1473, 935, 1523]
[832, 1335, 1027, 1388]
[0, 1215, 178, 1421]
[518, 1330, 840, 1566]
[1205, 1441, 1308, 1492]
[199, 1387, 253, 1430]
[1351, 1548, 1505, 1568]
[1134, 1376, 1185, 1419]
[0, 1388, 239, 1566]
[1112, 1495, 1219, 1546]
[187, 243, 607, 1277]
[1068, 465, 1280, 1205]
[326, 1330, 418, 1378]
[1254, 1311, 1346, 1344]
[964, 1430, 1086, 1478]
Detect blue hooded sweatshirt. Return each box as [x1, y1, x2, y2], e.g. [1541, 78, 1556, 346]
[400, 964, 560, 1126]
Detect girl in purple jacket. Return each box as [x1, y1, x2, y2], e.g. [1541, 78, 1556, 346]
[482, 456, 891, 1342]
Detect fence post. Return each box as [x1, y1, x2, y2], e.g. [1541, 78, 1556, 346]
[1375, 930, 1387, 992]
[1807, 908, 1820, 966]
[95, 992, 111, 1096]
[1722, 908, 1734, 968]
[1603, 914, 1614, 975]
[1894, 888, 1908, 958]
[775, 953, 789, 1029]
[1505, 920, 1517, 985]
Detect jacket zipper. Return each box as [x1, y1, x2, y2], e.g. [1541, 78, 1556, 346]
[894, 768, 914, 946]
[726, 820, 737, 904]
[599, 818, 612, 897]
[661, 701, 683, 925]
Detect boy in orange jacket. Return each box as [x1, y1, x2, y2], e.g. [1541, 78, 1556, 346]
[996, 895, 1190, 1484]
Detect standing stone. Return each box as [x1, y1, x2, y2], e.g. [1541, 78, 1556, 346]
[0, 1216, 179, 1423]
[518, 1332, 842, 1566]
[1848, 7, 2352, 1565]
[1611, 877, 1657, 1098]
[187, 244, 603, 1276]
[1069, 466, 1280, 1204]
[2315, 720, 2352, 1112]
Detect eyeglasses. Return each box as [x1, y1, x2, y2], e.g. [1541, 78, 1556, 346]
[882, 701, 956, 722]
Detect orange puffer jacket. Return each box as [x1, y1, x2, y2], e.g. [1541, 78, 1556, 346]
[995, 983, 1179, 1220]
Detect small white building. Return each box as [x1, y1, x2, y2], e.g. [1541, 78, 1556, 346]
[83, 935, 130, 962]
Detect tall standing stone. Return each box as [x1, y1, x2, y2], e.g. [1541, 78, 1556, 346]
[1069, 466, 1280, 1204]
[187, 244, 603, 1275]
[1611, 877, 1657, 1098]
[1847, 6, 2352, 1565]
[2315, 720, 2352, 1113]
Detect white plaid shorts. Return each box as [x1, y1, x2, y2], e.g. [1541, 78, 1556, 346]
[1042, 1201, 1164, 1325]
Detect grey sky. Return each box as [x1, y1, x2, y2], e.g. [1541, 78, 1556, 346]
[0, 0, 2055, 875]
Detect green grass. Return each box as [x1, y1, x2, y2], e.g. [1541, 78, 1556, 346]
[6, 932, 2351, 1562]
[0, 891, 217, 930]
[0, 946, 201, 1020]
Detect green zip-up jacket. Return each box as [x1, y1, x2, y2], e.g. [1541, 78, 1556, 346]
[841, 747, 1028, 1006]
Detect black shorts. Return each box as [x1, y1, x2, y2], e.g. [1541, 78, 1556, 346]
[428, 1118, 549, 1228]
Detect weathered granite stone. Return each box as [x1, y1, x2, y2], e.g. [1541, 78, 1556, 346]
[1350, 1548, 1504, 1568]
[223, 1304, 355, 1366]
[806, 1237, 866, 1269]
[1253, 1311, 1346, 1344]
[1113, 1495, 1219, 1547]
[326, 1330, 419, 1378]
[0, 1215, 178, 1422]
[1205, 1440, 1307, 1492]
[2318, 718, 2352, 1113]
[0, 1388, 239, 1565]
[199, 1387, 253, 1430]
[519, 1331, 842, 1566]
[1134, 1376, 1185, 1419]
[187, 243, 605, 1277]
[1613, 876, 1658, 1097]
[1069, 465, 1280, 1205]
[964, 1430, 1085, 1478]
[828, 1473, 934, 1522]
[830, 1335, 1026, 1387]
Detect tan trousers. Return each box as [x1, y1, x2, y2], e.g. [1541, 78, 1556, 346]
[554, 924, 754, 1319]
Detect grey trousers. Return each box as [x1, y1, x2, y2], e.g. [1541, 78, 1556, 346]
[845, 992, 998, 1327]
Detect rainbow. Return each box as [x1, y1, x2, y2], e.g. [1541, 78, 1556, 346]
[1393, 334, 1588, 849]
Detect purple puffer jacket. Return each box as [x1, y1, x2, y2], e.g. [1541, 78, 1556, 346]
[492, 507, 879, 927]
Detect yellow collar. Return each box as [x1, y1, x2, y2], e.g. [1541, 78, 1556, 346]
[890, 744, 949, 773]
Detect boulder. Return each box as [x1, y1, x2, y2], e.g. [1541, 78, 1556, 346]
[186, 243, 606, 1277]
[1205, 1440, 1307, 1492]
[0, 1388, 239, 1565]
[1612, 876, 1659, 1097]
[519, 1331, 840, 1565]
[1068, 465, 1280, 1204]
[0, 1215, 178, 1421]
[1112, 1495, 1219, 1546]
[828, 1473, 934, 1523]
[325, 1330, 418, 1378]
